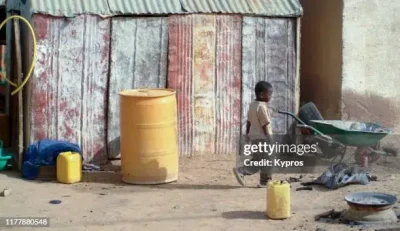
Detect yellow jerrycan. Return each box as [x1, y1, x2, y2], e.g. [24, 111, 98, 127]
[266, 180, 291, 219]
[57, 152, 82, 184]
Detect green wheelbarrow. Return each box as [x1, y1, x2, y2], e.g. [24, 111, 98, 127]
[279, 111, 391, 166]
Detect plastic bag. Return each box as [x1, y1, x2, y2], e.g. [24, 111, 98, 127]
[22, 139, 82, 180]
[304, 163, 370, 189]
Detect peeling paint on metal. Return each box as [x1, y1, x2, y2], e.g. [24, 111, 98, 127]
[30, 14, 110, 164]
[193, 15, 216, 155]
[168, 15, 242, 156]
[242, 17, 297, 135]
[108, 17, 168, 159]
[168, 15, 193, 157]
[215, 15, 242, 155]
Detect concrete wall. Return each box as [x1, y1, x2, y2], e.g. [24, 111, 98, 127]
[299, 0, 343, 119]
[342, 0, 400, 134]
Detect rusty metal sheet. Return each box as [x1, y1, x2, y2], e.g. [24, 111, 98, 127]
[108, 17, 168, 159]
[215, 15, 242, 155]
[168, 15, 193, 157]
[168, 15, 242, 156]
[31, 14, 110, 164]
[192, 15, 216, 155]
[242, 17, 297, 135]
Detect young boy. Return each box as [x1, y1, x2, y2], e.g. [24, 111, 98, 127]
[233, 81, 274, 187]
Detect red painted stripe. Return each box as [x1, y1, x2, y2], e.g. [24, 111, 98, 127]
[168, 15, 193, 157]
[215, 15, 242, 155]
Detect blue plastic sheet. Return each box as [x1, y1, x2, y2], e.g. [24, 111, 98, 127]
[22, 139, 82, 180]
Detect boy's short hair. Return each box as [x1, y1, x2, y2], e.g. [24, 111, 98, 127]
[255, 81, 272, 95]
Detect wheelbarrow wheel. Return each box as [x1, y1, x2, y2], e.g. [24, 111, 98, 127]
[354, 142, 382, 165]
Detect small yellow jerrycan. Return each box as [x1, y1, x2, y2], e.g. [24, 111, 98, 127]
[57, 152, 82, 184]
[266, 180, 291, 219]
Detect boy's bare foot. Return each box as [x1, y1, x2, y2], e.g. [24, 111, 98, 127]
[257, 183, 267, 188]
[233, 168, 245, 186]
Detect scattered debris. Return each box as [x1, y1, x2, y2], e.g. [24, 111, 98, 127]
[0, 187, 12, 197]
[315, 209, 342, 222]
[49, 200, 62, 204]
[302, 163, 370, 189]
[368, 175, 378, 181]
[296, 187, 313, 191]
[99, 193, 107, 196]
[288, 175, 303, 183]
[316, 228, 326, 231]
[382, 146, 399, 156]
[83, 163, 101, 172]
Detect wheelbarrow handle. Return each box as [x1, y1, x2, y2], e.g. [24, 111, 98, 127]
[278, 111, 306, 125]
[296, 124, 329, 139]
[278, 110, 327, 137]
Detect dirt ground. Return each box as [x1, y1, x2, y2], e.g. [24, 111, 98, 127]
[1, 154, 400, 231]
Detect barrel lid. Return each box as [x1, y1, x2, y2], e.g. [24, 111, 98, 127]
[120, 89, 175, 98]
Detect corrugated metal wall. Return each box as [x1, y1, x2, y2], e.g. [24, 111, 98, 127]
[107, 17, 168, 159]
[31, 14, 111, 163]
[28, 14, 298, 163]
[242, 17, 297, 135]
[168, 15, 242, 157]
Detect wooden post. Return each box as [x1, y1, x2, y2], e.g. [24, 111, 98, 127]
[13, 18, 23, 171]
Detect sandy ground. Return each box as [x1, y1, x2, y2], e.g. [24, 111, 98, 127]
[0, 154, 400, 231]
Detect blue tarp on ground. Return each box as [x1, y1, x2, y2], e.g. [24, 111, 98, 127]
[22, 139, 82, 180]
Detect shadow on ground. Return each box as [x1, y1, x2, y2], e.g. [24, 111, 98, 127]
[149, 183, 243, 190]
[0, 169, 22, 179]
[222, 211, 267, 220]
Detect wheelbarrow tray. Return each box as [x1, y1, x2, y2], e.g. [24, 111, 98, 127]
[309, 120, 390, 147]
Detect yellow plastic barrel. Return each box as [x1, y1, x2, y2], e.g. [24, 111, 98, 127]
[120, 89, 178, 184]
[266, 180, 291, 219]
